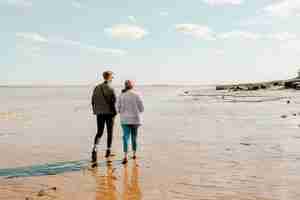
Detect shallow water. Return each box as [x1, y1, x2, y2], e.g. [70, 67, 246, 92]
[1, 86, 300, 199]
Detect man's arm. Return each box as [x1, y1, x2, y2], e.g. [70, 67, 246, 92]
[111, 88, 117, 105]
[109, 88, 117, 114]
[91, 87, 96, 107]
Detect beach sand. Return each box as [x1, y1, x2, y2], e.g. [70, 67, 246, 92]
[1, 86, 300, 200]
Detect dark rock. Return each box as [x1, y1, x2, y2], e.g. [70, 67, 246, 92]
[37, 190, 46, 197]
[216, 86, 226, 90]
[236, 86, 242, 90]
[260, 85, 267, 89]
[51, 187, 57, 191]
[281, 115, 288, 118]
[285, 81, 300, 89]
[285, 81, 296, 88]
[240, 143, 251, 146]
[287, 100, 291, 104]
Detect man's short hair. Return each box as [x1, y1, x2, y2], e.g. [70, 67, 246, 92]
[102, 71, 113, 80]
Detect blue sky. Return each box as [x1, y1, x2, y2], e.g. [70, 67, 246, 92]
[2, 0, 300, 85]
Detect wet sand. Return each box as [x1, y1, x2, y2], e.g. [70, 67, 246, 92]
[1, 86, 300, 199]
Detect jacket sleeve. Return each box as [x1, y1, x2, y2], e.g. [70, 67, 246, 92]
[136, 94, 144, 113]
[111, 88, 117, 104]
[91, 87, 96, 106]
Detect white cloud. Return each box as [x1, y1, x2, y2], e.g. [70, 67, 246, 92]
[16, 32, 126, 56]
[128, 16, 137, 23]
[58, 39, 126, 55]
[175, 24, 216, 40]
[71, 1, 82, 9]
[214, 49, 225, 55]
[16, 45, 42, 57]
[175, 24, 299, 42]
[238, 14, 274, 27]
[105, 24, 148, 40]
[202, 0, 243, 6]
[16, 32, 48, 43]
[218, 31, 298, 41]
[268, 32, 298, 41]
[281, 40, 300, 54]
[175, 25, 263, 41]
[218, 31, 261, 40]
[264, 0, 300, 17]
[159, 11, 169, 16]
[6, 0, 32, 7]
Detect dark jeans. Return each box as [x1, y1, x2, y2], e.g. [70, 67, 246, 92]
[94, 114, 115, 149]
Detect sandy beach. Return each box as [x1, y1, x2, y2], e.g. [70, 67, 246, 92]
[1, 86, 300, 200]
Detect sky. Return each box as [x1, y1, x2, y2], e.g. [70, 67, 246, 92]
[2, 0, 300, 85]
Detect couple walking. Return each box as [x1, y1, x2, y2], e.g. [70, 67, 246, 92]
[91, 71, 144, 165]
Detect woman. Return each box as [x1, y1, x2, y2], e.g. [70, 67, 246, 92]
[117, 80, 144, 164]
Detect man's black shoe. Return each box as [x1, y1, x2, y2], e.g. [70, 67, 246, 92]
[91, 149, 97, 163]
[105, 149, 111, 158]
[91, 163, 98, 168]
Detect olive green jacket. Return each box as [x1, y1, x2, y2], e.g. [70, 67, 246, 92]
[91, 82, 117, 115]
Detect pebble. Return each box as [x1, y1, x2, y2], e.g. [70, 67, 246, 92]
[281, 115, 288, 119]
[51, 187, 57, 191]
[37, 190, 46, 197]
[240, 143, 251, 146]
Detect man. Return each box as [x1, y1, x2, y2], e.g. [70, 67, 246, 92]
[91, 71, 117, 163]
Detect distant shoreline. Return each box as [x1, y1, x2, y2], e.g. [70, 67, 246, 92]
[0, 83, 217, 88]
[0, 85, 93, 88]
[0, 84, 216, 88]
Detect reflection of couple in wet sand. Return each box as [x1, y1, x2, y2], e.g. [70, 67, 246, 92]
[91, 71, 144, 165]
[91, 161, 142, 200]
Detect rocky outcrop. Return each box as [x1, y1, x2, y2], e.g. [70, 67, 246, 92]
[216, 73, 300, 91]
[216, 81, 285, 91]
[284, 79, 300, 90]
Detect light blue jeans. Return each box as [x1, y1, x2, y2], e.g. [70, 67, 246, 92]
[121, 124, 139, 153]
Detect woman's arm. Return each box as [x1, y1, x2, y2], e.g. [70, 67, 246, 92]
[116, 95, 122, 113]
[136, 94, 144, 113]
